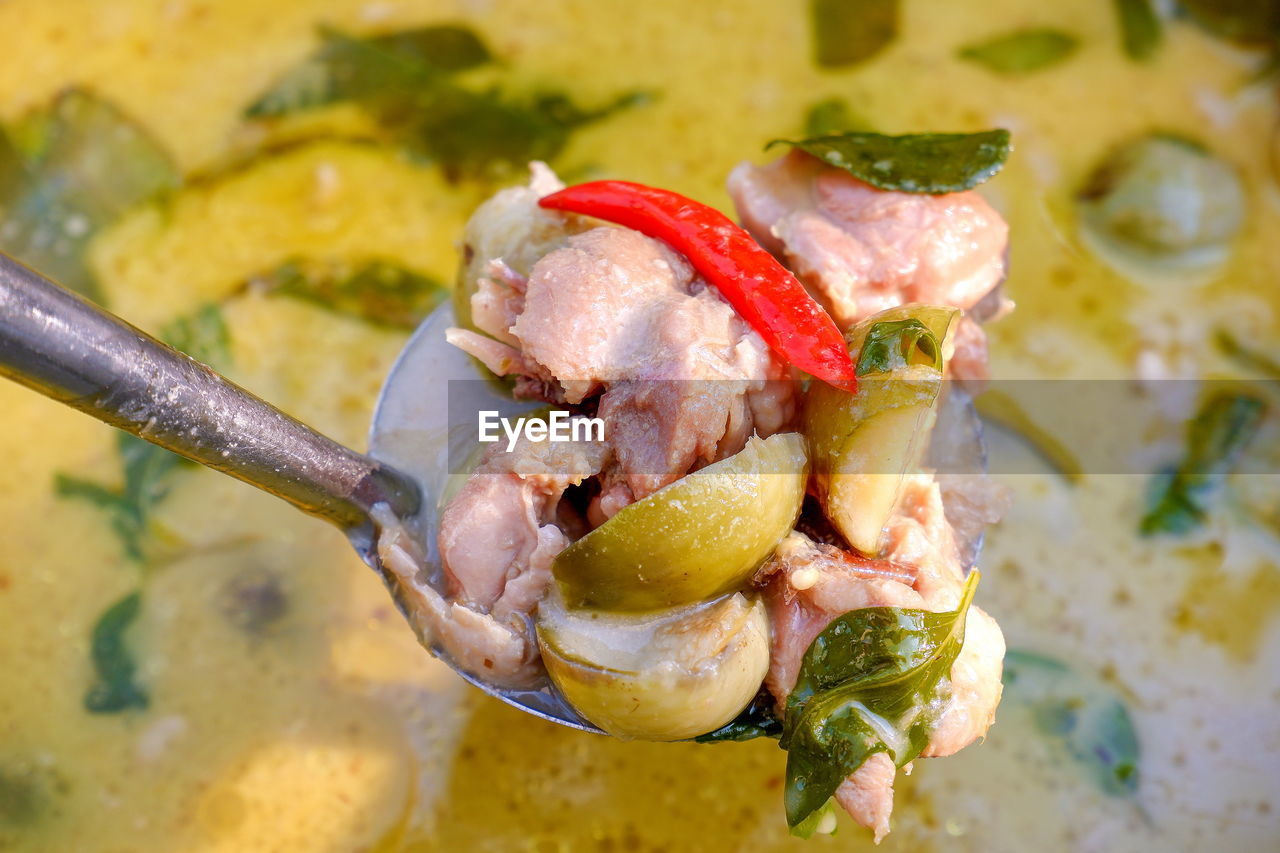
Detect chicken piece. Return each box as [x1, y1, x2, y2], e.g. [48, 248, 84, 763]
[948, 316, 991, 386]
[727, 150, 1008, 329]
[758, 532, 922, 705]
[385, 423, 607, 689]
[835, 753, 898, 844]
[881, 476, 1008, 752]
[451, 220, 794, 508]
[756, 476, 1007, 841]
[922, 604, 1005, 758]
[757, 532, 920, 842]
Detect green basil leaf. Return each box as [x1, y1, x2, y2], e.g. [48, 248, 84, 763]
[1115, 0, 1163, 60]
[1179, 0, 1280, 48]
[695, 695, 783, 743]
[809, 0, 898, 69]
[162, 302, 231, 365]
[856, 319, 942, 376]
[83, 591, 148, 713]
[789, 799, 837, 839]
[53, 305, 226, 562]
[768, 129, 1010, 194]
[247, 25, 492, 117]
[252, 257, 448, 330]
[55, 305, 227, 712]
[781, 572, 979, 829]
[803, 98, 871, 137]
[1141, 392, 1266, 536]
[1002, 650, 1140, 796]
[0, 89, 179, 301]
[244, 26, 651, 180]
[785, 696, 886, 831]
[958, 29, 1080, 75]
[1215, 329, 1280, 379]
[394, 87, 651, 182]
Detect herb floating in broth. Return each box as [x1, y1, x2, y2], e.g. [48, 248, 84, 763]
[54, 305, 229, 562]
[83, 591, 148, 713]
[0, 89, 179, 301]
[780, 572, 979, 833]
[1002, 651, 1141, 797]
[1178, 0, 1280, 48]
[248, 257, 448, 330]
[809, 0, 898, 69]
[768, 129, 1011, 194]
[1142, 392, 1267, 536]
[410, 87, 650, 182]
[958, 29, 1080, 74]
[245, 25, 651, 181]
[55, 432, 190, 564]
[162, 302, 232, 365]
[1215, 329, 1280, 380]
[55, 305, 230, 712]
[1114, 0, 1163, 61]
[247, 25, 492, 117]
[803, 97, 870, 136]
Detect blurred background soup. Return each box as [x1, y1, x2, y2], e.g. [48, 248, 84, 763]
[0, 1, 1278, 850]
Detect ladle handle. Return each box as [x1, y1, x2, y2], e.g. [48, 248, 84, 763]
[0, 252, 419, 549]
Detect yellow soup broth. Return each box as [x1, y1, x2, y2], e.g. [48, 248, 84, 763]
[0, 1, 1277, 850]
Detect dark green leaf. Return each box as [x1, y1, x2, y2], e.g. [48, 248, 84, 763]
[252, 257, 448, 329]
[394, 86, 652, 181]
[53, 305, 225, 561]
[1003, 650, 1140, 796]
[1215, 328, 1280, 379]
[810, 0, 898, 69]
[781, 572, 979, 830]
[695, 694, 783, 743]
[768, 129, 1011, 194]
[1115, 0, 1163, 60]
[789, 799, 837, 839]
[1179, 0, 1280, 48]
[53, 474, 126, 512]
[247, 24, 492, 117]
[803, 98, 870, 137]
[1142, 392, 1266, 535]
[856, 319, 942, 376]
[0, 89, 179, 301]
[244, 25, 650, 180]
[84, 591, 148, 713]
[958, 29, 1080, 75]
[161, 303, 231, 365]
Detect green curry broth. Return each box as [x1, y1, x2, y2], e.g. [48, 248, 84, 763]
[0, 0, 1278, 850]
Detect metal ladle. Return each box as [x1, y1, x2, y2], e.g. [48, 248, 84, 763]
[0, 251, 987, 735]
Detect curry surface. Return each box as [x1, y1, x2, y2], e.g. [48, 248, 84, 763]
[0, 1, 1278, 851]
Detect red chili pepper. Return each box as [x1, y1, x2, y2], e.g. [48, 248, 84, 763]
[538, 180, 858, 393]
